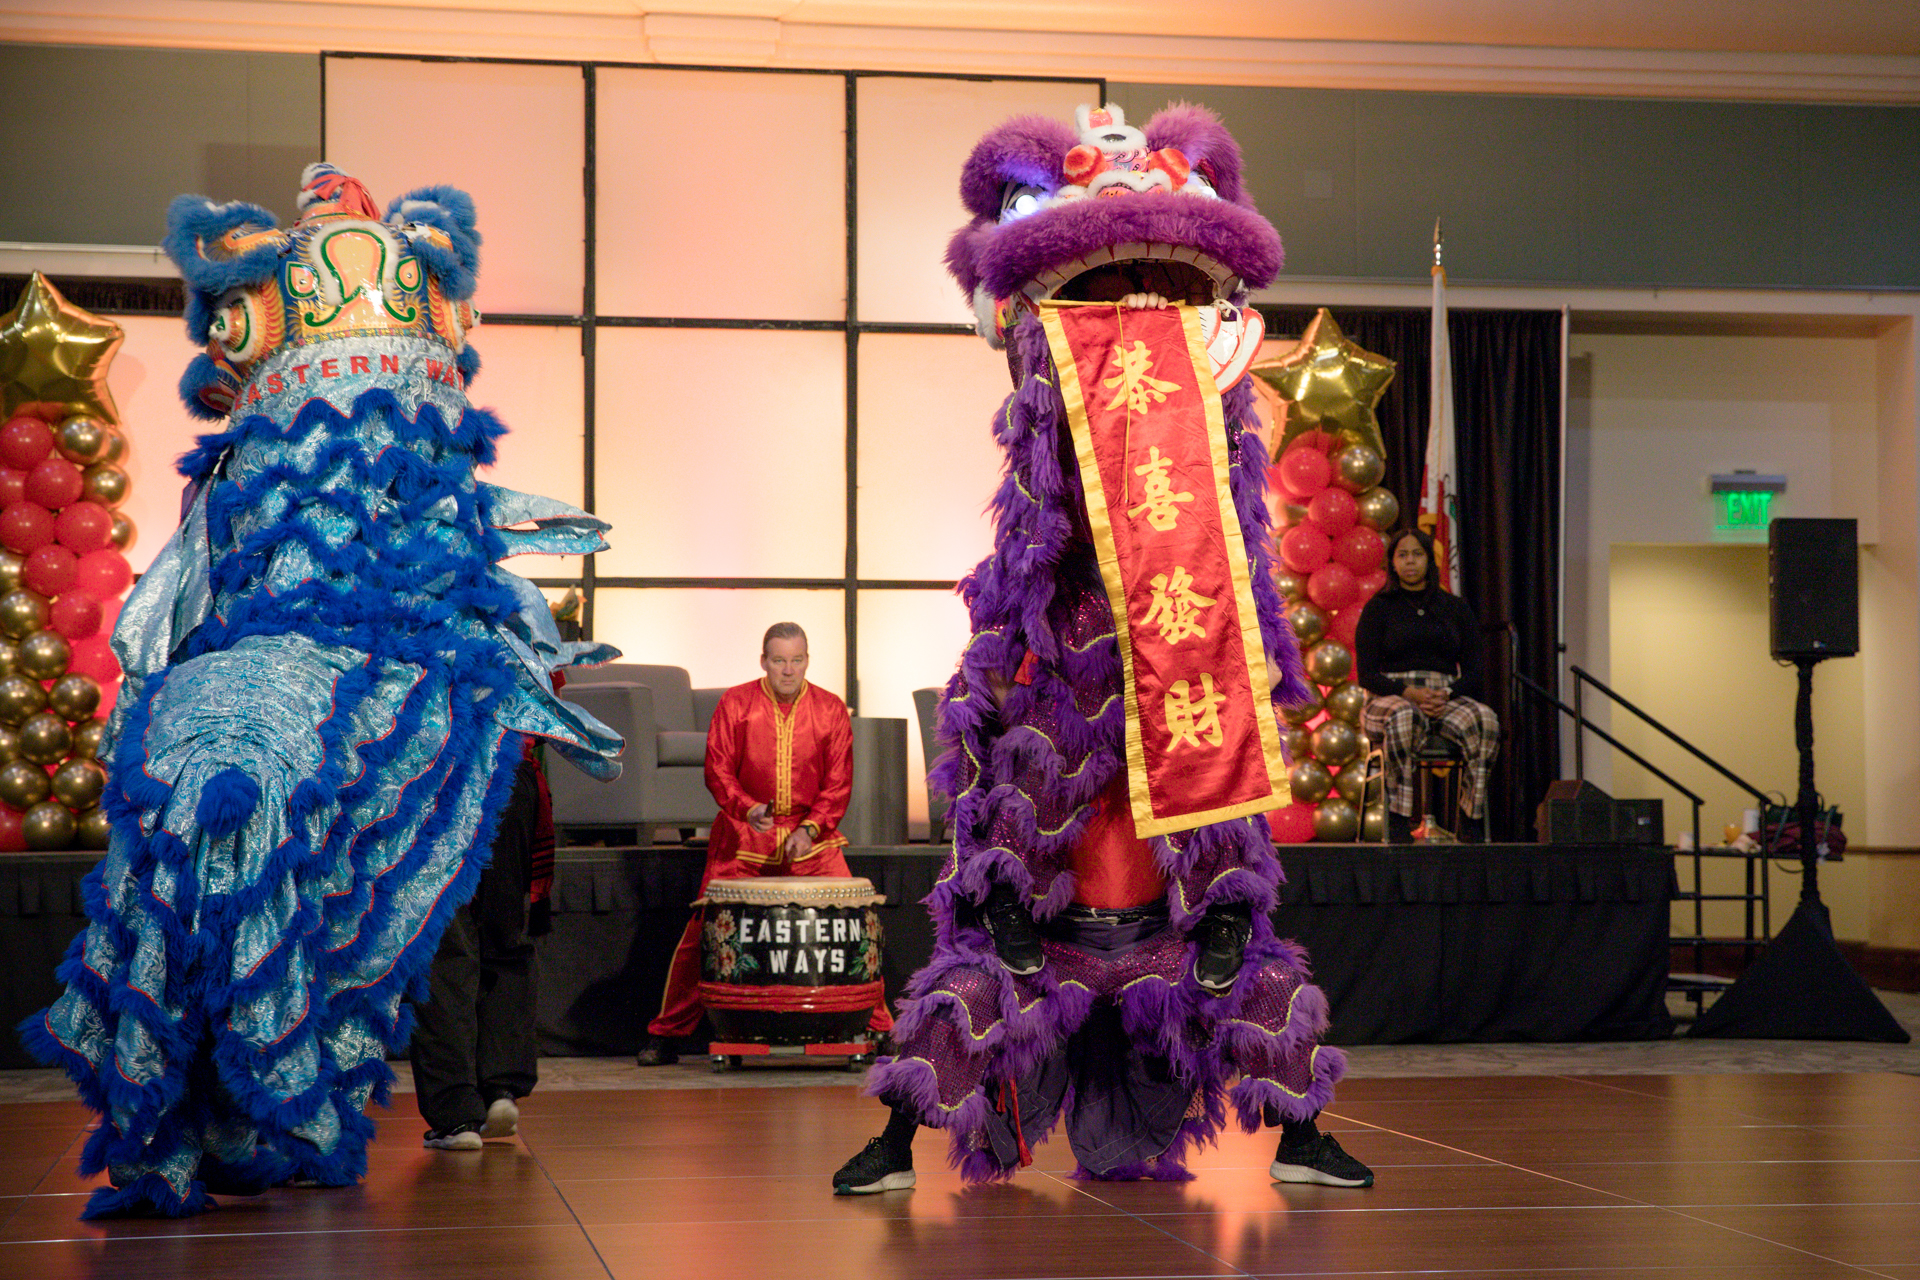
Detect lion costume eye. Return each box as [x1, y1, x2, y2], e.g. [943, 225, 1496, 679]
[999, 184, 1048, 222]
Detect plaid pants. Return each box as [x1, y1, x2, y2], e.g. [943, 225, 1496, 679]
[1361, 670, 1499, 820]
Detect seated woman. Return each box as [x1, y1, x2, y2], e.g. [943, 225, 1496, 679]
[1353, 527, 1498, 841]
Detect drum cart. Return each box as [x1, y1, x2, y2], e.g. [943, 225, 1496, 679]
[708, 1039, 876, 1072]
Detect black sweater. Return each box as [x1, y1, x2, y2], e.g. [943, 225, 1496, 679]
[1353, 587, 1485, 702]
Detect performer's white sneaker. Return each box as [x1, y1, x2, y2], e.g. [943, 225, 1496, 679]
[481, 1096, 519, 1140]
[423, 1125, 484, 1151]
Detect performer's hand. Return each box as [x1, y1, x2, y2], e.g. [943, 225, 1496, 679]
[747, 803, 774, 833]
[784, 827, 813, 860]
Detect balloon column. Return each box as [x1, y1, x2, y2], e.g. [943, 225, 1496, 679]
[1252, 309, 1399, 843]
[0, 274, 134, 851]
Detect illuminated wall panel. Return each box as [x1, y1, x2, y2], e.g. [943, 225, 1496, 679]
[470, 323, 586, 580]
[110, 314, 208, 575]
[323, 58, 585, 317]
[855, 333, 1006, 581]
[592, 327, 845, 579]
[855, 76, 1096, 325]
[596, 68, 845, 322]
[592, 587, 847, 700]
[855, 588, 972, 828]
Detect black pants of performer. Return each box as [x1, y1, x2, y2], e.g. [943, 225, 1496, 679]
[409, 756, 541, 1133]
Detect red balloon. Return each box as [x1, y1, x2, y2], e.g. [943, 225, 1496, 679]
[1278, 523, 1332, 574]
[1355, 568, 1389, 604]
[0, 418, 53, 471]
[0, 501, 54, 554]
[68, 634, 119, 683]
[1307, 561, 1360, 612]
[1306, 487, 1358, 537]
[0, 469, 25, 507]
[1334, 525, 1386, 575]
[1328, 606, 1360, 650]
[24, 457, 83, 509]
[1276, 445, 1333, 500]
[0, 804, 23, 853]
[74, 549, 132, 599]
[1271, 802, 1319, 843]
[54, 501, 113, 554]
[22, 544, 76, 597]
[50, 590, 102, 641]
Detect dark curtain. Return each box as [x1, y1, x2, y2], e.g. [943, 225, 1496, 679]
[1264, 305, 1562, 841]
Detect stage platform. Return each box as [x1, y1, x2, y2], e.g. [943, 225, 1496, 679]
[1, 1068, 1916, 1278]
[0, 841, 1674, 1070]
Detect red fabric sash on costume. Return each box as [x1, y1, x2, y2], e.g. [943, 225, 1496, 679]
[1039, 300, 1289, 837]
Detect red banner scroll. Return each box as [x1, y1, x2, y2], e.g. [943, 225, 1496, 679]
[1039, 300, 1289, 837]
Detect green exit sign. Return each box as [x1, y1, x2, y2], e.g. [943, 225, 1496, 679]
[1716, 489, 1774, 530]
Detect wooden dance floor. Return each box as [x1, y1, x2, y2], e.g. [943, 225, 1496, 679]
[2, 1070, 1918, 1279]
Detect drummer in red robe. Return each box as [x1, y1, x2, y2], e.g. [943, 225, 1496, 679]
[637, 622, 895, 1064]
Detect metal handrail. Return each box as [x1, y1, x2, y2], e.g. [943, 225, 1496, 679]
[1570, 666, 1771, 810]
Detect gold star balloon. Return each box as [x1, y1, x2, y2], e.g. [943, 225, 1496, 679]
[0, 273, 123, 424]
[1251, 308, 1392, 456]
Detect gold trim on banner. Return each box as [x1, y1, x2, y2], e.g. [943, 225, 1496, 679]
[1039, 300, 1289, 838]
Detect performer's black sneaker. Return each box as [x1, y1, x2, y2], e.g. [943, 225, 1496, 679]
[423, 1123, 484, 1151]
[981, 883, 1044, 976]
[1192, 903, 1253, 993]
[832, 1137, 916, 1195]
[1270, 1131, 1375, 1188]
[635, 1035, 679, 1067]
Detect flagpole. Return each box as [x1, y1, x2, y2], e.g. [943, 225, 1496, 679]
[1422, 220, 1460, 593]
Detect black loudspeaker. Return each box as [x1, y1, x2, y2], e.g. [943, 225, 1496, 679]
[1613, 798, 1663, 845]
[1770, 518, 1858, 660]
[1537, 780, 1612, 843]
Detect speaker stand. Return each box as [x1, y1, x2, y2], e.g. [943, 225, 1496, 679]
[1689, 659, 1910, 1042]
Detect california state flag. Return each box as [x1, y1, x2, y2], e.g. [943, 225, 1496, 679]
[1420, 244, 1461, 593]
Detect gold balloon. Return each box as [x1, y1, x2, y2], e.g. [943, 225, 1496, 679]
[1313, 797, 1360, 842]
[1311, 719, 1362, 768]
[55, 415, 109, 464]
[1281, 686, 1325, 726]
[1288, 759, 1332, 805]
[18, 630, 69, 680]
[76, 805, 112, 849]
[1361, 802, 1387, 842]
[99, 429, 127, 465]
[0, 674, 47, 725]
[48, 672, 99, 721]
[0, 640, 18, 678]
[1287, 601, 1328, 647]
[1249, 309, 1393, 456]
[18, 711, 70, 764]
[82, 463, 129, 507]
[0, 758, 50, 808]
[1273, 569, 1307, 601]
[1283, 724, 1312, 761]
[71, 716, 108, 760]
[0, 589, 48, 639]
[1356, 487, 1400, 532]
[1332, 763, 1367, 806]
[1333, 445, 1386, 494]
[23, 799, 75, 850]
[0, 550, 21, 594]
[110, 510, 136, 552]
[1324, 682, 1369, 726]
[51, 757, 105, 809]
[1305, 640, 1353, 686]
[0, 724, 17, 766]
[0, 273, 123, 423]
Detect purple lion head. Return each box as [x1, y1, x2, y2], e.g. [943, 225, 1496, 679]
[946, 103, 1282, 349]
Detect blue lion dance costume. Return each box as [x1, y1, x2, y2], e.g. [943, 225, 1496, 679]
[22, 166, 621, 1219]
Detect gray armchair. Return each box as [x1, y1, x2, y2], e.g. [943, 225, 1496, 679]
[549, 664, 727, 844]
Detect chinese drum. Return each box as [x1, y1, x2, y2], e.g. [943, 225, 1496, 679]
[696, 876, 886, 1044]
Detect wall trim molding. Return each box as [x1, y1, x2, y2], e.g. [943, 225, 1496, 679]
[5, 3, 1919, 103]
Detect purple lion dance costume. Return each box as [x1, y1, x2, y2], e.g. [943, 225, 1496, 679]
[835, 105, 1367, 1193]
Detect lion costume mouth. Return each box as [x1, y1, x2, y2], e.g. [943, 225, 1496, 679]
[1031, 247, 1236, 307]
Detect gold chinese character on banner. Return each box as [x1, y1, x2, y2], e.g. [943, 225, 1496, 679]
[1103, 339, 1182, 414]
[1164, 673, 1227, 750]
[1127, 445, 1194, 531]
[1141, 566, 1216, 645]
